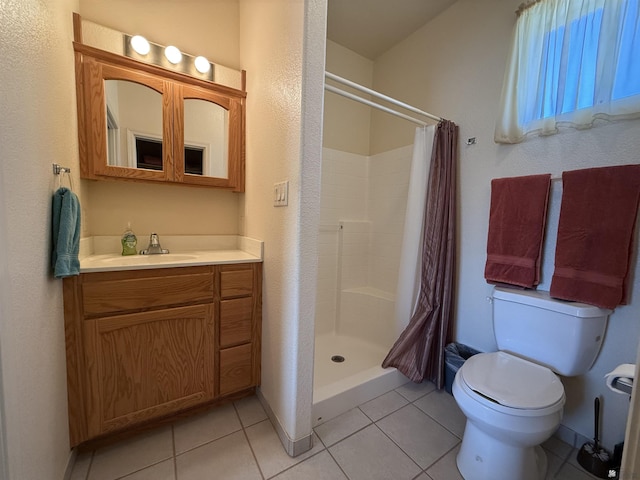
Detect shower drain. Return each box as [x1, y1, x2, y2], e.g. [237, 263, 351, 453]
[331, 355, 345, 363]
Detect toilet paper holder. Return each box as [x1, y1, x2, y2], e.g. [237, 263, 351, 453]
[605, 364, 635, 396]
[611, 377, 633, 395]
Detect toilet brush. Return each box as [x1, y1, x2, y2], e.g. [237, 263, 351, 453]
[577, 397, 611, 479]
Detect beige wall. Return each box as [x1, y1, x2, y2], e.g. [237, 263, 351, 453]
[74, 0, 324, 455]
[79, 0, 240, 69]
[78, 0, 242, 238]
[323, 41, 373, 155]
[87, 181, 239, 236]
[0, 0, 325, 473]
[372, 0, 640, 449]
[0, 0, 81, 478]
[239, 0, 325, 447]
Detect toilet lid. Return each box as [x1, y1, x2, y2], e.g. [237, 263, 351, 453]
[460, 351, 564, 409]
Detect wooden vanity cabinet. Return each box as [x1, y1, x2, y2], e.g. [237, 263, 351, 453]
[63, 263, 262, 447]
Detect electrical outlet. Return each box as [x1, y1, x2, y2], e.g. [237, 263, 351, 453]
[274, 181, 289, 207]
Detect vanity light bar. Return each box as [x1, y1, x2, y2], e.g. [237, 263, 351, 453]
[130, 35, 150, 55]
[164, 45, 182, 64]
[194, 56, 211, 74]
[123, 34, 214, 82]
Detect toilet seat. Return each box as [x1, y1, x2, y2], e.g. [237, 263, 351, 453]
[459, 351, 564, 411]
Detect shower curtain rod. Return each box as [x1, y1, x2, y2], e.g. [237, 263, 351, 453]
[324, 71, 443, 125]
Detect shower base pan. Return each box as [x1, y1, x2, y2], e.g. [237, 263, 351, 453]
[312, 333, 408, 426]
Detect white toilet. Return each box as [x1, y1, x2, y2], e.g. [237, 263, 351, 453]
[452, 286, 611, 480]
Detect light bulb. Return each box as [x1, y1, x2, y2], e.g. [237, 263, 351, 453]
[130, 35, 150, 55]
[194, 56, 211, 74]
[164, 45, 182, 64]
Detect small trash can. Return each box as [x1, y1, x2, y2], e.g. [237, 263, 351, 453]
[444, 342, 481, 394]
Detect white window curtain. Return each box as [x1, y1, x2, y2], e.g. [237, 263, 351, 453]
[495, 0, 640, 144]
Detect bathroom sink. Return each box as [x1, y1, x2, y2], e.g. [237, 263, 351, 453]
[79, 247, 262, 273]
[80, 253, 200, 271]
[108, 254, 198, 263]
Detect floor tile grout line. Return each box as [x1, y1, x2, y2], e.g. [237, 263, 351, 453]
[83, 450, 94, 480]
[316, 416, 432, 478]
[370, 421, 425, 473]
[412, 471, 430, 480]
[264, 448, 329, 480]
[313, 427, 330, 450]
[100, 400, 271, 478]
[80, 433, 175, 480]
[266, 431, 334, 478]
[360, 385, 444, 426]
[113, 457, 175, 480]
[563, 447, 603, 480]
[234, 400, 266, 480]
[370, 399, 464, 469]
[172, 424, 244, 458]
[324, 442, 354, 480]
[171, 425, 177, 480]
[394, 384, 436, 403]
[359, 397, 410, 424]
[73, 388, 584, 480]
[411, 399, 464, 440]
[421, 442, 461, 478]
[325, 414, 460, 480]
[313, 409, 372, 448]
[162, 402, 266, 470]
[355, 383, 439, 426]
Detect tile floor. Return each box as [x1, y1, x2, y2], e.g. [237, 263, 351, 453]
[70, 381, 604, 480]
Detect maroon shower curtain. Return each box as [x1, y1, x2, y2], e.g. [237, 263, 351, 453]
[382, 120, 458, 387]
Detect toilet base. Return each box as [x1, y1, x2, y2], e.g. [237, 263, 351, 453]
[456, 420, 547, 480]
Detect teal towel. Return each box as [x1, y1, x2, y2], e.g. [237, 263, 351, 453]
[52, 187, 81, 278]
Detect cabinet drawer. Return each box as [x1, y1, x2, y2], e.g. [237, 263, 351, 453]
[219, 344, 253, 395]
[82, 268, 214, 317]
[220, 297, 252, 348]
[220, 267, 253, 298]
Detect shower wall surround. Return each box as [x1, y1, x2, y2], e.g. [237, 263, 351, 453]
[316, 145, 414, 344]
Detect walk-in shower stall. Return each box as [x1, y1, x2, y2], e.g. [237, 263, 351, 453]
[313, 73, 440, 425]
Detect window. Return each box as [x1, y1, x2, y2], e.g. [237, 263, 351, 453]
[495, 0, 640, 144]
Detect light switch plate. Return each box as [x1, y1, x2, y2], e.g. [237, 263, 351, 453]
[274, 181, 289, 207]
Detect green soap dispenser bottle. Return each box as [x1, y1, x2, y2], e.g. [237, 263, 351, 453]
[121, 222, 138, 256]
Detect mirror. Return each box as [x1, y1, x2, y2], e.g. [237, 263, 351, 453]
[184, 99, 229, 178]
[105, 80, 164, 170]
[105, 82, 230, 179]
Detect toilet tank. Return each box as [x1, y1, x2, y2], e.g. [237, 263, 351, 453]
[492, 287, 611, 376]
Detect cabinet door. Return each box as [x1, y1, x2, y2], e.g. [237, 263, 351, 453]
[83, 304, 214, 438]
[82, 56, 174, 182]
[176, 83, 244, 190]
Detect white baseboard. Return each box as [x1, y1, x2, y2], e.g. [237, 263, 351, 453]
[256, 388, 313, 457]
[554, 423, 590, 449]
[62, 449, 77, 480]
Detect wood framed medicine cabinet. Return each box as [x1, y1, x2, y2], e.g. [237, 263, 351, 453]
[73, 19, 246, 191]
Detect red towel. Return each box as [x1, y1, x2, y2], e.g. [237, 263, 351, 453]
[550, 165, 640, 309]
[485, 174, 551, 288]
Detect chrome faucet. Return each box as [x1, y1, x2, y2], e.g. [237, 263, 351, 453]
[139, 233, 169, 255]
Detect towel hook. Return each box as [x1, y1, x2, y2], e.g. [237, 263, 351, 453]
[53, 163, 74, 191]
[52, 163, 71, 175]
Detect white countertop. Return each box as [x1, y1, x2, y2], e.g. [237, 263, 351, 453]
[79, 235, 263, 273]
